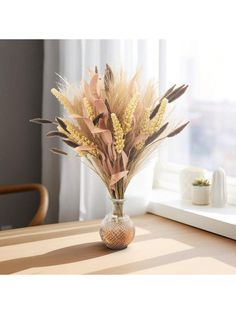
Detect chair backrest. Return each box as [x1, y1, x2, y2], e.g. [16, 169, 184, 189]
[0, 183, 49, 227]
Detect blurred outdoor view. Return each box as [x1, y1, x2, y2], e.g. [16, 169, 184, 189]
[163, 40, 236, 177]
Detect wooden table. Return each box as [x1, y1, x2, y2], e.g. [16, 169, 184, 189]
[0, 214, 236, 274]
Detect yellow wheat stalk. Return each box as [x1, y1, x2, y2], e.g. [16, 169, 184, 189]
[111, 113, 125, 154]
[122, 95, 139, 134]
[135, 98, 168, 150]
[51, 88, 75, 115]
[58, 120, 98, 157]
[149, 97, 168, 134]
[135, 107, 151, 150]
[83, 97, 95, 120]
[140, 107, 152, 135]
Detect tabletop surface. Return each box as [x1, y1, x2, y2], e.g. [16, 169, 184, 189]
[0, 213, 236, 274]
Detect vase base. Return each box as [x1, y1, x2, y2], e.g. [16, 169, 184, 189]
[104, 243, 128, 250]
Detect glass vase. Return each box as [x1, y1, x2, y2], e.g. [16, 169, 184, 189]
[99, 199, 135, 250]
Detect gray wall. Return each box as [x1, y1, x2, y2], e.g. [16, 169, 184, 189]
[0, 40, 44, 229]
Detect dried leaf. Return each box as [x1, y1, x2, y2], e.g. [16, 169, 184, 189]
[93, 113, 104, 125]
[106, 64, 114, 81]
[149, 85, 176, 119]
[56, 117, 69, 133]
[145, 122, 169, 146]
[92, 127, 108, 134]
[107, 143, 114, 161]
[106, 158, 114, 175]
[110, 171, 129, 187]
[82, 117, 96, 133]
[63, 140, 79, 148]
[121, 151, 128, 170]
[105, 99, 111, 114]
[104, 64, 114, 92]
[72, 114, 96, 135]
[100, 129, 113, 145]
[75, 146, 96, 152]
[98, 149, 106, 162]
[150, 103, 160, 120]
[162, 84, 176, 98]
[150, 84, 188, 119]
[90, 74, 99, 98]
[47, 131, 68, 138]
[30, 118, 53, 124]
[50, 148, 68, 156]
[167, 121, 190, 137]
[94, 99, 108, 115]
[167, 85, 188, 103]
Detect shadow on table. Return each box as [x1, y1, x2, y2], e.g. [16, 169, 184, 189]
[88, 248, 198, 274]
[0, 225, 100, 247]
[0, 241, 114, 274]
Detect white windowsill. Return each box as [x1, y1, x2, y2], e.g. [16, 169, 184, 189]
[147, 188, 236, 240]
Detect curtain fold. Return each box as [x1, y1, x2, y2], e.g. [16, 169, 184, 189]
[42, 39, 159, 223]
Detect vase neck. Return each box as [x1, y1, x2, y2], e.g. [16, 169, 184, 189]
[111, 198, 125, 217]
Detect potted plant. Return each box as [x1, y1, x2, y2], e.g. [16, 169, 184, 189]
[191, 178, 210, 205]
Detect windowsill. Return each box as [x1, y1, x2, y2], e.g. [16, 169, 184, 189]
[147, 188, 236, 240]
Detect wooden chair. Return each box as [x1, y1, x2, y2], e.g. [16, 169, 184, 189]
[0, 183, 49, 227]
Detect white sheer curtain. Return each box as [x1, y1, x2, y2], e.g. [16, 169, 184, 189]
[42, 39, 159, 223]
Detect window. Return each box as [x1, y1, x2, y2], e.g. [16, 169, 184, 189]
[150, 40, 236, 238]
[159, 39, 236, 176]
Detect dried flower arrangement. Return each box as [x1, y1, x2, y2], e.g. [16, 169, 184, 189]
[31, 64, 189, 201]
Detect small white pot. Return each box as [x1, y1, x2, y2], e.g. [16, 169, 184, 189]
[180, 167, 206, 200]
[191, 185, 210, 205]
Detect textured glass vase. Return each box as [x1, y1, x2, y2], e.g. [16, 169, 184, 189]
[99, 199, 135, 250]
